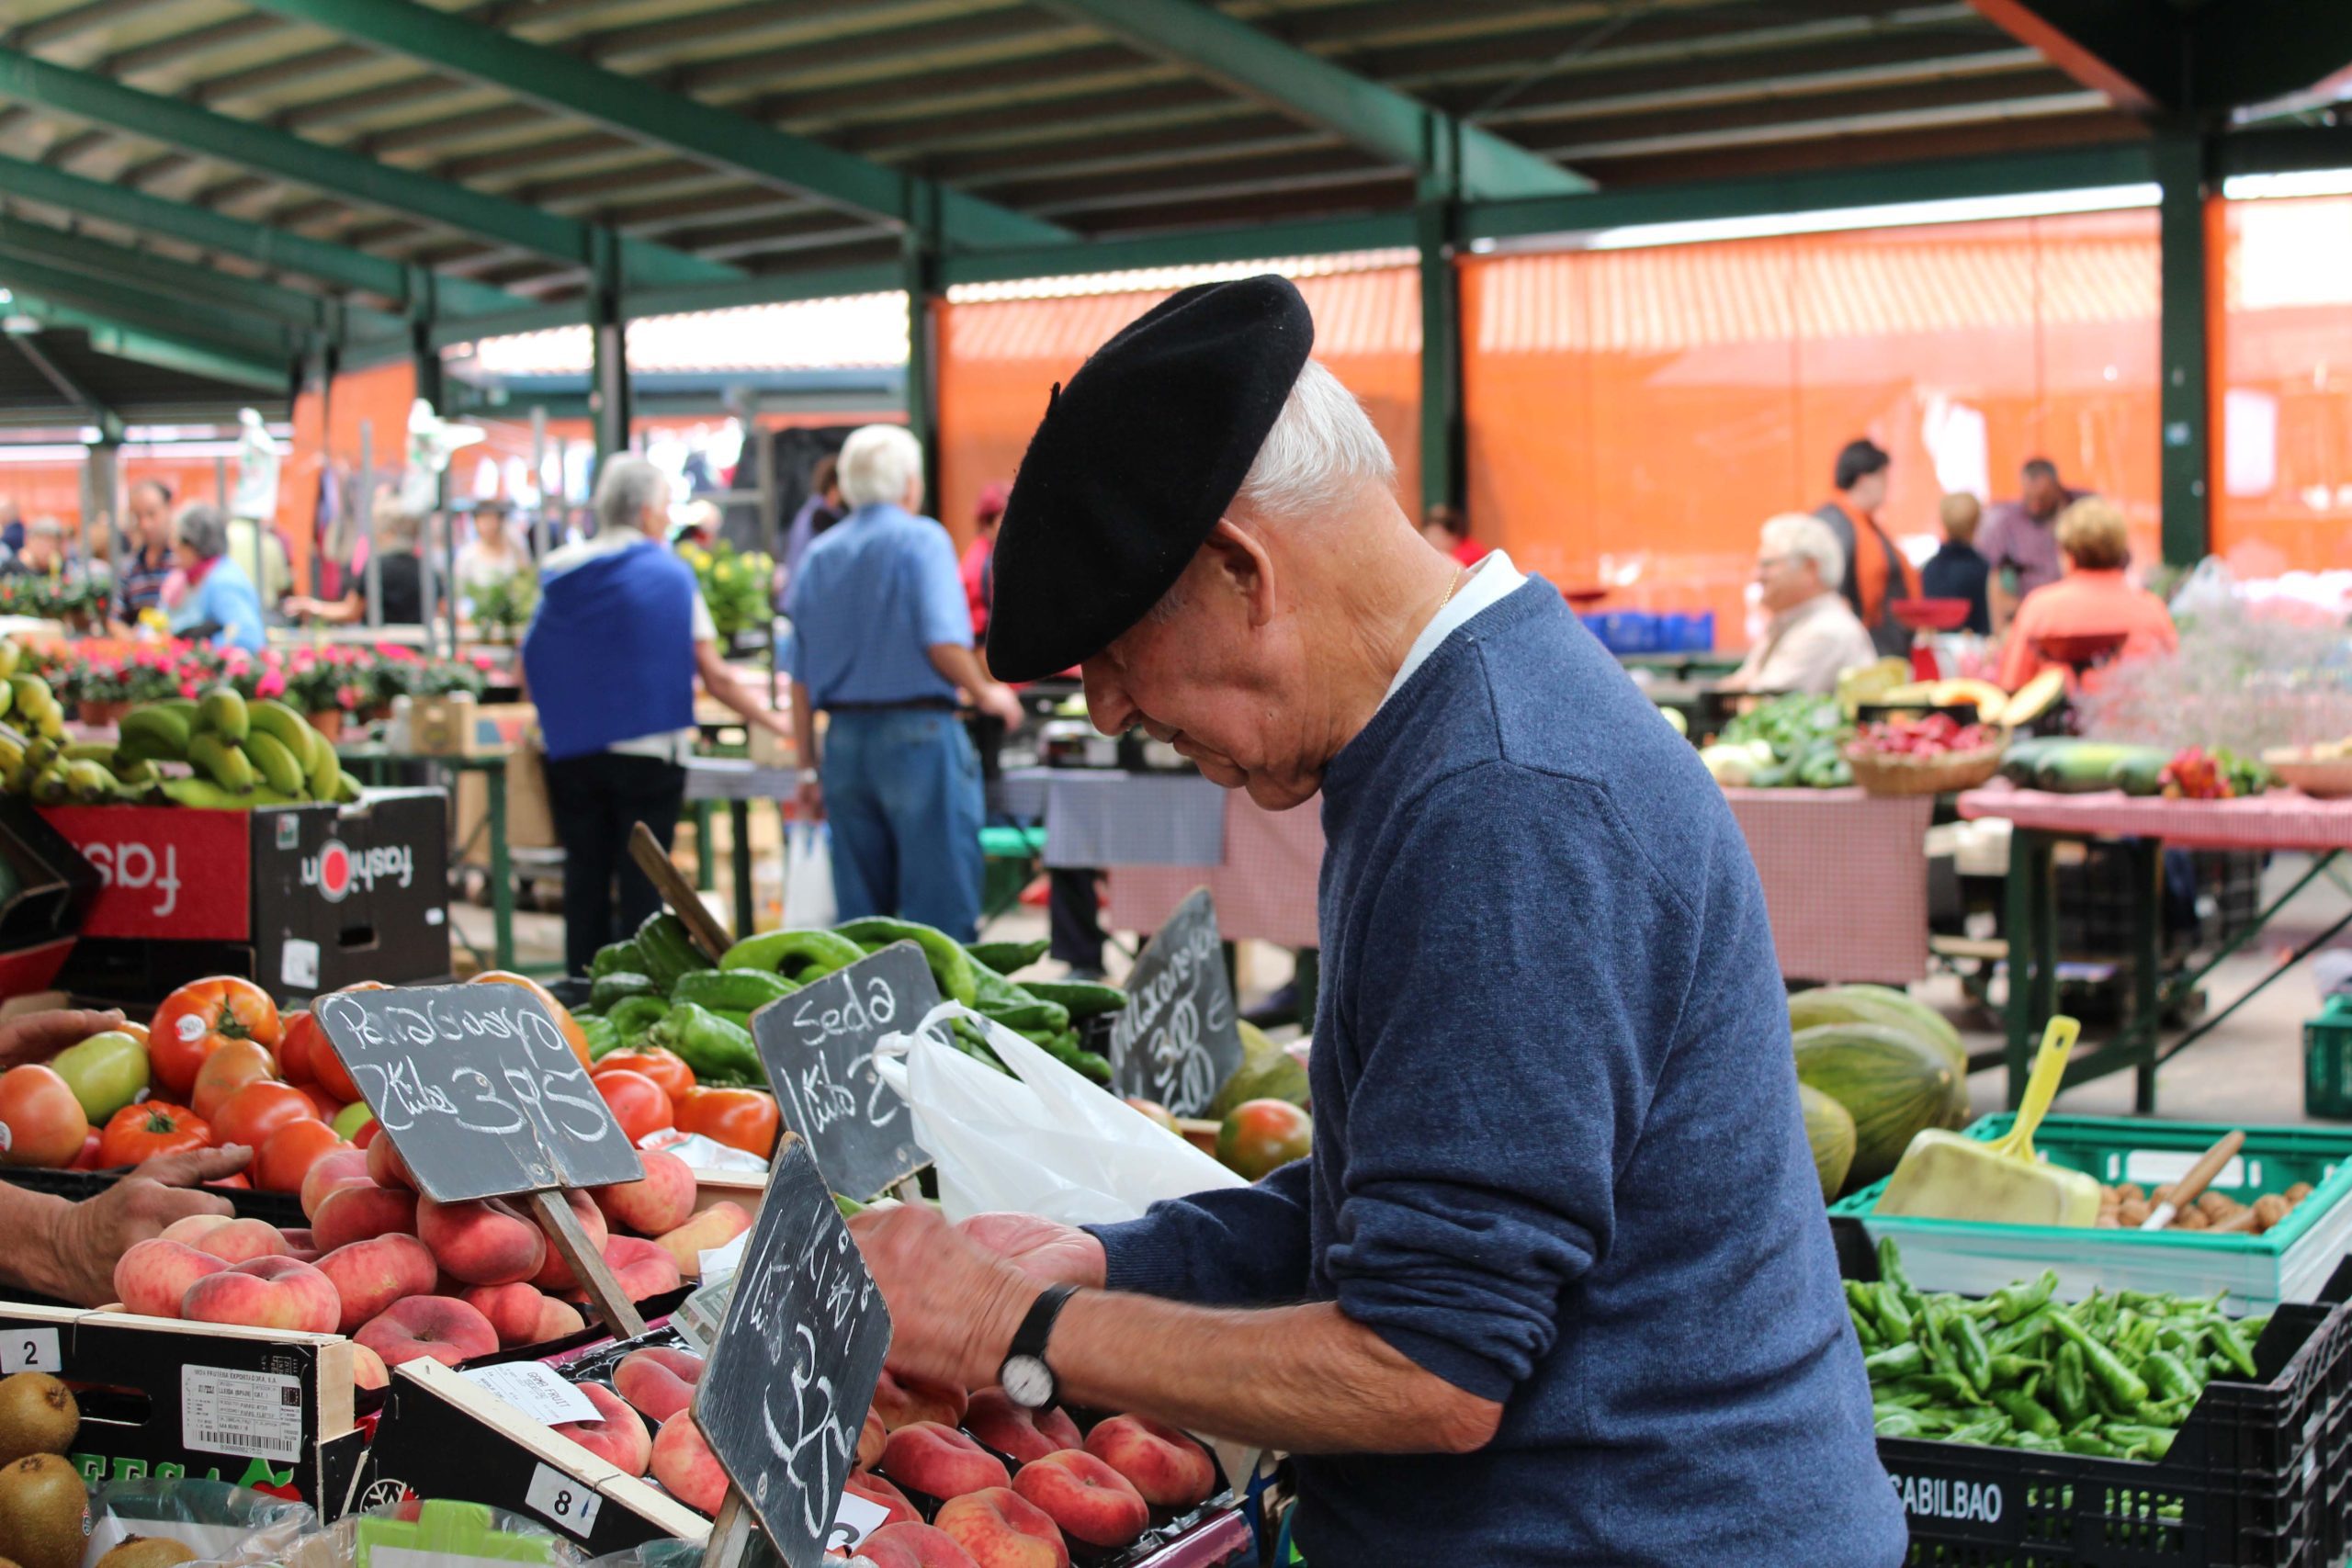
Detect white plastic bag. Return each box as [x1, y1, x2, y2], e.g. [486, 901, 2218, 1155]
[873, 1002, 1244, 1225]
[783, 821, 836, 928]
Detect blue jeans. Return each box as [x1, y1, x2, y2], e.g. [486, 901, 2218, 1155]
[820, 707, 985, 942]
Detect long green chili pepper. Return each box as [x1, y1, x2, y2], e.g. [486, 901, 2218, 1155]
[1987, 1269, 2058, 1325]
[1989, 1305, 2057, 1356]
[1949, 1310, 1994, 1394]
[2061, 1430, 2123, 1458]
[2052, 1312, 2151, 1407]
[2141, 1349, 2201, 1406]
[1991, 1387, 2061, 1438]
[1920, 1301, 1954, 1371]
[2050, 1342, 2090, 1427]
[1873, 1408, 1934, 1438]
[2207, 1316, 2259, 1381]
[1863, 1344, 1925, 1379]
[1876, 1236, 1918, 1301]
[1871, 1284, 1915, 1343]
[2104, 1423, 2177, 1461]
[1947, 1416, 2011, 1446]
[2010, 1431, 2065, 1453]
[1987, 1355, 2048, 1385]
[1900, 1372, 1985, 1407]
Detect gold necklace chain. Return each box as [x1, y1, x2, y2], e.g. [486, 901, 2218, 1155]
[1437, 565, 1468, 611]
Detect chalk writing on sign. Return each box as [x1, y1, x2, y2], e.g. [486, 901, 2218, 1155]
[1109, 888, 1241, 1115]
[754, 944, 935, 1201]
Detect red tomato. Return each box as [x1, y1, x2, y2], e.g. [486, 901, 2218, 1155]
[207, 1171, 251, 1190]
[255, 1119, 347, 1193]
[673, 1086, 778, 1157]
[149, 976, 280, 1099]
[352, 1117, 381, 1149]
[594, 1069, 673, 1145]
[98, 1101, 209, 1166]
[210, 1080, 320, 1153]
[592, 1046, 694, 1105]
[301, 984, 383, 1103]
[276, 1009, 315, 1085]
[299, 1085, 345, 1122]
[0, 1066, 89, 1168]
[191, 1039, 277, 1122]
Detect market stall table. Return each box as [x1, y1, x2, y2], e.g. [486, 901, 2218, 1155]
[1721, 787, 1935, 986]
[682, 755, 799, 941]
[1957, 782, 2352, 1111]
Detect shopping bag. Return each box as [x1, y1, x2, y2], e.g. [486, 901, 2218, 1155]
[873, 1001, 1245, 1225]
[783, 821, 836, 928]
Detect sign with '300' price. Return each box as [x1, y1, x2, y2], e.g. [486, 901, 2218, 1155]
[1109, 887, 1242, 1117]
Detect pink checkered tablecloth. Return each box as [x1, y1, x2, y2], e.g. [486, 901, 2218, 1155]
[1104, 784, 1936, 982]
[1956, 783, 2352, 852]
[1722, 787, 1936, 985]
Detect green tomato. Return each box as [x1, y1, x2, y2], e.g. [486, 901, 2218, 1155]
[331, 1100, 376, 1141]
[51, 1030, 149, 1122]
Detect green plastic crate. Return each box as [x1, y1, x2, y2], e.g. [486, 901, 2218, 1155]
[2304, 995, 2352, 1120]
[1828, 1114, 2352, 1313]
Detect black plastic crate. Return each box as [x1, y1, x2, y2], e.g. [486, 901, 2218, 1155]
[2053, 845, 2267, 960]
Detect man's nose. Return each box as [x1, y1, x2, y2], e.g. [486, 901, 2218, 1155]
[1080, 662, 1133, 737]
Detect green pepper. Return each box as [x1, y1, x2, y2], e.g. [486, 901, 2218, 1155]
[1920, 1302, 1959, 1381]
[1863, 1344, 1925, 1380]
[1016, 977, 1129, 1018]
[2050, 1341, 2089, 1427]
[1876, 1236, 1922, 1307]
[1991, 1387, 2061, 1438]
[589, 939, 645, 978]
[965, 938, 1049, 976]
[2103, 1423, 2177, 1461]
[1871, 1284, 1915, 1343]
[1873, 1408, 1934, 1438]
[1989, 1305, 2057, 1356]
[719, 928, 869, 984]
[1949, 1309, 1994, 1394]
[588, 971, 662, 1011]
[2061, 1430, 2123, 1458]
[634, 911, 707, 990]
[832, 918, 978, 1006]
[647, 1001, 764, 1086]
[2010, 1431, 2065, 1453]
[1987, 1355, 2048, 1385]
[1898, 1373, 1984, 1407]
[578, 1014, 621, 1061]
[605, 994, 670, 1044]
[1988, 1269, 2058, 1325]
[2052, 1312, 2150, 1407]
[1873, 1389, 1933, 1410]
[2206, 1315, 2259, 1381]
[1946, 1415, 2010, 1446]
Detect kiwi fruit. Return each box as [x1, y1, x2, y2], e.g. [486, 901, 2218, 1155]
[0, 1452, 87, 1568]
[0, 1372, 77, 1466]
[95, 1539, 198, 1568]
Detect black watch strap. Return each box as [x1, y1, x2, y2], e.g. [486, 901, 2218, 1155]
[1012, 1282, 1079, 1361]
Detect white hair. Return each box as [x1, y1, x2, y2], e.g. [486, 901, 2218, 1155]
[837, 424, 924, 509]
[594, 456, 671, 535]
[1760, 512, 1844, 588]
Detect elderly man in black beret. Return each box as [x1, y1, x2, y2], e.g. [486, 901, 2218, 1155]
[850, 277, 1902, 1565]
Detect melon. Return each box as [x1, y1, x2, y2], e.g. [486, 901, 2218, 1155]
[1788, 985, 1967, 1085]
[1793, 1023, 1966, 1189]
[1799, 1083, 1857, 1201]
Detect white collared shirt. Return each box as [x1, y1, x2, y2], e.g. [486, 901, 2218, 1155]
[1380, 550, 1527, 707]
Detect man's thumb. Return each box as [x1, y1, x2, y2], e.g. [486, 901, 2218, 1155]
[135, 1145, 254, 1187]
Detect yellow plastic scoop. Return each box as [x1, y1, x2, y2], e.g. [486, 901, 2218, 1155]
[1874, 1016, 2100, 1227]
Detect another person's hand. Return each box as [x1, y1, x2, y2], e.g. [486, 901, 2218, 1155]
[977, 682, 1023, 728]
[37, 1146, 251, 1306]
[959, 1211, 1107, 1287]
[0, 1008, 122, 1070]
[850, 1203, 1046, 1391]
[795, 773, 824, 823]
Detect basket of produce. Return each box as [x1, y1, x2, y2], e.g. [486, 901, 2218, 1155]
[1855, 1237, 2352, 1567]
[1843, 713, 2006, 796]
[2259, 744, 2352, 799]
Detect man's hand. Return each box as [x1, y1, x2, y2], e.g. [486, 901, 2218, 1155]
[0, 1009, 122, 1070]
[37, 1146, 250, 1306]
[850, 1204, 1042, 1392]
[795, 774, 825, 823]
[959, 1212, 1106, 1287]
[976, 682, 1024, 728]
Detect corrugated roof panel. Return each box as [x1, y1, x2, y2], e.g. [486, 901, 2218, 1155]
[943, 265, 1419, 362]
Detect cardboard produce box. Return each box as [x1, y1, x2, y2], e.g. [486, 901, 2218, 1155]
[45, 787, 451, 1003]
[454, 732, 559, 868]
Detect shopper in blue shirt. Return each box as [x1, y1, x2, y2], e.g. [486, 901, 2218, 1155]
[786, 426, 1022, 942]
[164, 504, 266, 653]
[846, 279, 1905, 1567]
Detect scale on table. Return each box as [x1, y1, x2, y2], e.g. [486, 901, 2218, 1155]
[2033, 630, 2132, 682]
[1891, 597, 1973, 681]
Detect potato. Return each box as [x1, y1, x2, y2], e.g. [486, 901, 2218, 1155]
[2253, 1193, 2292, 1231]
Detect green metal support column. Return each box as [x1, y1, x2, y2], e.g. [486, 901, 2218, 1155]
[407, 266, 444, 417]
[589, 228, 631, 464]
[903, 185, 944, 509]
[2155, 130, 2213, 569]
[1417, 120, 1464, 517]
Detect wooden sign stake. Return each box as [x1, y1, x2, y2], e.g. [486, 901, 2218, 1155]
[699, 1490, 759, 1568]
[631, 820, 734, 961]
[531, 1189, 646, 1342]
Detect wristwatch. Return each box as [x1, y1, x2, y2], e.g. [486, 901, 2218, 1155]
[999, 1283, 1079, 1408]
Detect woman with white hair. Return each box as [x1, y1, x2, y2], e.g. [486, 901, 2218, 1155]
[786, 423, 1022, 942]
[1721, 512, 1881, 695]
[164, 503, 266, 653]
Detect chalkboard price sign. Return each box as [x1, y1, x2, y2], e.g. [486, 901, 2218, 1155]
[1108, 887, 1242, 1116]
[315, 984, 644, 1203]
[752, 942, 936, 1203]
[697, 1134, 892, 1568]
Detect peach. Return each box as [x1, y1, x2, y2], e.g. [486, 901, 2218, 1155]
[858, 1407, 888, 1470]
[112, 1237, 227, 1318]
[1084, 1415, 1215, 1510]
[187, 1217, 290, 1265]
[299, 1147, 373, 1220]
[880, 1422, 1009, 1502]
[160, 1213, 232, 1247]
[529, 1190, 608, 1292]
[537, 1297, 585, 1340]
[366, 1134, 414, 1190]
[312, 1183, 417, 1252]
[652, 1201, 752, 1277]
[860, 1523, 981, 1568]
[650, 1411, 727, 1514]
[416, 1195, 547, 1286]
[842, 1469, 922, 1531]
[351, 1342, 389, 1392]
[462, 1281, 557, 1348]
[601, 1234, 683, 1302]
[873, 1367, 968, 1431]
[181, 1256, 340, 1334]
[356, 1294, 500, 1369]
[551, 1382, 650, 1476]
[964, 1388, 1083, 1466]
[593, 1147, 696, 1235]
[316, 1233, 438, 1334]
[933, 1488, 1069, 1568]
[613, 1346, 705, 1424]
[1013, 1451, 1148, 1549]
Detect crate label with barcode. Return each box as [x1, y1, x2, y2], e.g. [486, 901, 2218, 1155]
[181, 1365, 304, 1461]
[525, 1461, 602, 1537]
[280, 937, 322, 991]
[0, 1327, 59, 1374]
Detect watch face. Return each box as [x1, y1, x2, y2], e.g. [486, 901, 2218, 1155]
[1001, 1354, 1055, 1408]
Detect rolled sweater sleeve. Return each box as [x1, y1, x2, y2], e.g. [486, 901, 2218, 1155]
[1086, 1158, 1313, 1307]
[1325, 764, 1692, 1404]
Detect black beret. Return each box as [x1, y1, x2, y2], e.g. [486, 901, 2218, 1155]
[985, 274, 1314, 682]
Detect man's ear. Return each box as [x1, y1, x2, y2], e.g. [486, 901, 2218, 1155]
[1203, 517, 1277, 629]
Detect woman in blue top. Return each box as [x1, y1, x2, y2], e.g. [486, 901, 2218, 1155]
[164, 504, 266, 653]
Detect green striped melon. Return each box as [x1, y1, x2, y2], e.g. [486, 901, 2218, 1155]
[1794, 1023, 1966, 1189]
[1799, 1083, 1857, 1201]
[1789, 985, 1968, 1086]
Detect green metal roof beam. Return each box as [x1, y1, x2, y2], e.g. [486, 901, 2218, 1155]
[0, 249, 308, 362]
[239, 0, 1071, 250]
[6, 330, 121, 440]
[0, 216, 404, 337]
[1031, 0, 1587, 199]
[1964, 0, 2176, 112]
[0, 46, 734, 287]
[6, 296, 289, 391]
[940, 212, 1416, 286]
[0, 152, 528, 317]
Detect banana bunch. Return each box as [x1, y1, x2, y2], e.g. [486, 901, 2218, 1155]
[90, 685, 364, 810]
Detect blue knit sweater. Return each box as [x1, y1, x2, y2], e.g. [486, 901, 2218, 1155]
[1091, 580, 1905, 1565]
